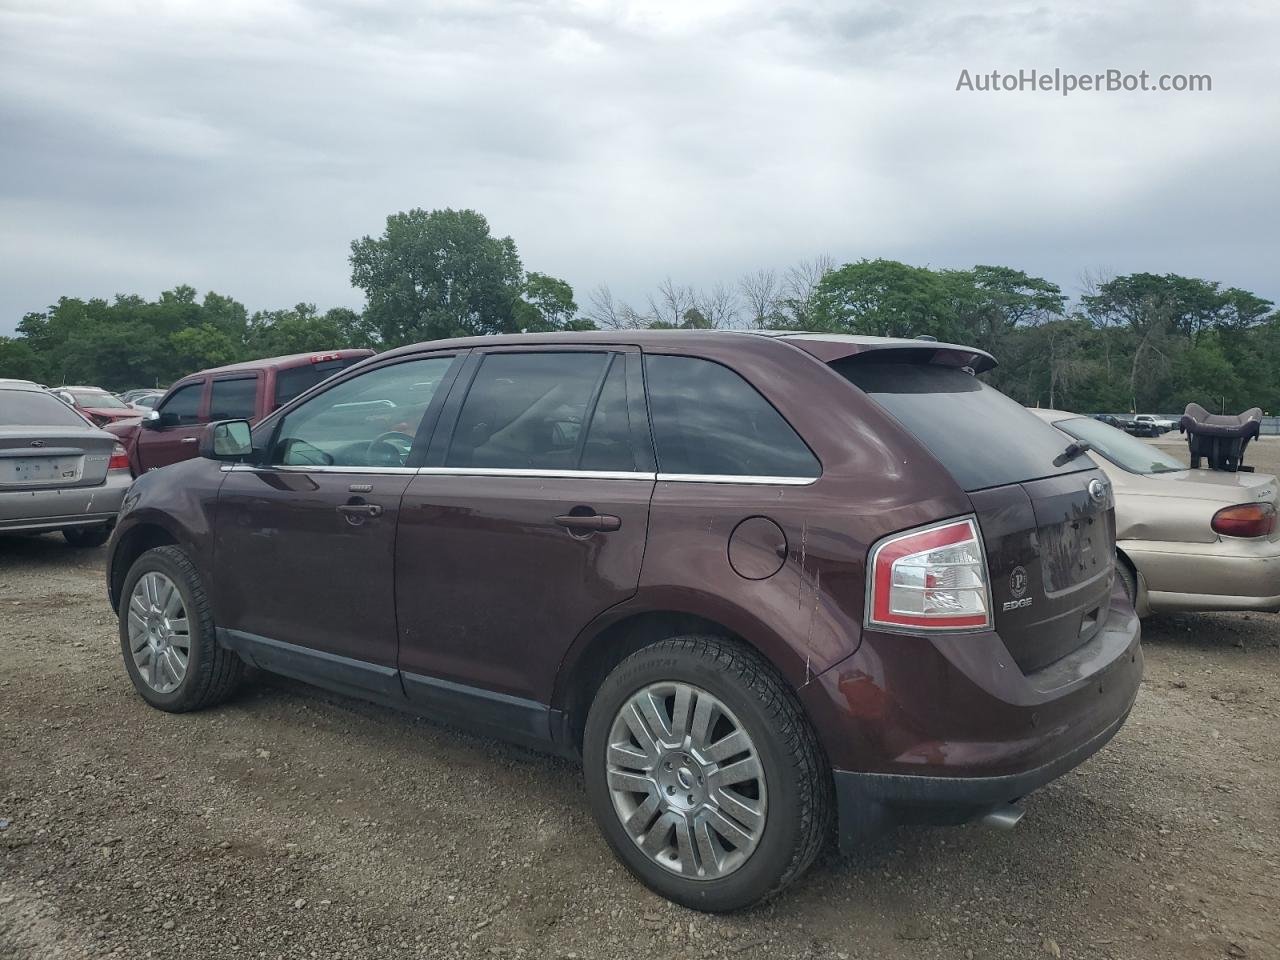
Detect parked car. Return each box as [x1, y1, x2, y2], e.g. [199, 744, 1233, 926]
[1, 380, 131, 546]
[105, 349, 373, 476]
[1092, 413, 1123, 428]
[106, 331, 1141, 910]
[50, 386, 138, 427]
[1125, 414, 1173, 437]
[127, 391, 164, 410]
[118, 388, 159, 404]
[1031, 409, 1279, 615]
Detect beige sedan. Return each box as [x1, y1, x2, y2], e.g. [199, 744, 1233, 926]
[1030, 410, 1280, 616]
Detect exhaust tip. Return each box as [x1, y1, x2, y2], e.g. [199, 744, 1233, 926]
[979, 803, 1025, 830]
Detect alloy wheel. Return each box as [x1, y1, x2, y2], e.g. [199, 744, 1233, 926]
[127, 572, 191, 694]
[606, 681, 767, 880]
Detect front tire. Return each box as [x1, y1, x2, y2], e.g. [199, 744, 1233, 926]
[118, 545, 243, 712]
[583, 636, 832, 911]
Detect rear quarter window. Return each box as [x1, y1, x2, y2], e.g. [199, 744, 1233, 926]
[833, 360, 1087, 491]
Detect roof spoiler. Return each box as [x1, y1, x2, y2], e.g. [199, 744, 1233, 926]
[778, 335, 997, 374]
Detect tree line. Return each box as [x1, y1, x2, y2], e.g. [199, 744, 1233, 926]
[1, 207, 1275, 415]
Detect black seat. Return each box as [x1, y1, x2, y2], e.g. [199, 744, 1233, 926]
[1179, 403, 1262, 472]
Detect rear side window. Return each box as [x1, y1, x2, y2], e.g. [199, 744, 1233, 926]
[157, 382, 203, 426]
[834, 360, 1087, 491]
[446, 352, 610, 470]
[644, 355, 820, 478]
[209, 377, 258, 420]
[274, 357, 366, 408]
[1, 390, 89, 428]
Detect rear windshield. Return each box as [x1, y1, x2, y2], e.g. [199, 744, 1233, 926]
[1052, 416, 1185, 474]
[69, 389, 128, 409]
[2, 390, 92, 428]
[833, 360, 1090, 491]
[274, 358, 365, 408]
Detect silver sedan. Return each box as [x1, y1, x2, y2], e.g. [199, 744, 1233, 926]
[1, 381, 132, 547]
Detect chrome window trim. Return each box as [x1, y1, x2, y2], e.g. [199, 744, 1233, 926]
[220, 464, 820, 484]
[657, 472, 818, 486]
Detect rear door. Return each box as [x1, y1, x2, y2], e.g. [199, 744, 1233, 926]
[135, 378, 207, 472]
[394, 346, 654, 723]
[835, 359, 1114, 672]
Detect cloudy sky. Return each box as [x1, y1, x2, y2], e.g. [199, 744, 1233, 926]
[1, 0, 1276, 332]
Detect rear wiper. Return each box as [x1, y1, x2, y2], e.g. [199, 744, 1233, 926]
[1054, 439, 1092, 467]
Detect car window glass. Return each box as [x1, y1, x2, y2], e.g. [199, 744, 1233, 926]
[274, 357, 367, 407]
[1054, 416, 1185, 475]
[157, 383, 203, 426]
[644, 355, 820, 478]
[71, 390, 129, 409]
[2, 390, 89, 428]
[446, 352, 609, 470]
[580, 355, 636, 472]
[274, 357, 453, 468]
[209, 377, 258, 421]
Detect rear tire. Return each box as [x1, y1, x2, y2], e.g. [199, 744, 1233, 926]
[1116, 556, 1138, 607]
[582, 636, 832, 911]
[118, 545, 243, 712]
[63, 524, 111, 548]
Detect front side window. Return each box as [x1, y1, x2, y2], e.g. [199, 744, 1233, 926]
[1053, 416, 1185, 475]
[644, 355, 820, 478]
[157, 382, 204, 426]
[446, 352, 611, 470]
[209, 377, 258, 421]
[273, 357, 453, 468]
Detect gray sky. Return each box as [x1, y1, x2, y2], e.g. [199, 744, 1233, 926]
[1, 0, 1277, 333]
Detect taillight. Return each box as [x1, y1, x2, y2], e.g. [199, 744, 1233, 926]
[108, 443, 130, 472]
[1211, 502, 1276, 538]
[867, 516, 992, 631]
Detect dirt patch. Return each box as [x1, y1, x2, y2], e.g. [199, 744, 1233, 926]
[2, 535, 1278, 960]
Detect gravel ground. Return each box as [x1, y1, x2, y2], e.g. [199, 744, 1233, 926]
[2, 440, 1278, 960]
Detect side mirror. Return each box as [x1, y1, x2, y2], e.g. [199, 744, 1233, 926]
[200, 420, 254, 461]
[140, 409, 162, 430]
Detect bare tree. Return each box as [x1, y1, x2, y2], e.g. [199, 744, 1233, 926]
[585, 284, 645, 329]
[781, 255, 835, 326]
[739, 268, 781, 327]
[647, 277, 698, 328]
[696, 282, 742, 329]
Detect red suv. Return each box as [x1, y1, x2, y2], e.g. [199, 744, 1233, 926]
[105, 331, 1141, 910]
[106, 350, 373, 476]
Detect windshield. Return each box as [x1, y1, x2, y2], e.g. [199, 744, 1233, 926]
[2, 390, 93, 428]
[69, 389, 128, 409]
[1053, 416, 1185, 474]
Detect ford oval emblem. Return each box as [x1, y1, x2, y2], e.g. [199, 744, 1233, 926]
[30, 439, 45, 447]
[1088, 477, 1107, 504]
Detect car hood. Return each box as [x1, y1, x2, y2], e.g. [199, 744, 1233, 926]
[83, 406, 137, 420]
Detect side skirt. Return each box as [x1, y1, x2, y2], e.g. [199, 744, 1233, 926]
[215, 628, 567, 755]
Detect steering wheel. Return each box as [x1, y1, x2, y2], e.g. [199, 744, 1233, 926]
[366, 431, 415, 467]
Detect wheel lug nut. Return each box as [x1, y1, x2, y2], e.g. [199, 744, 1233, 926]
[666, 785, 675, 795]
[687, 795, 694, 804]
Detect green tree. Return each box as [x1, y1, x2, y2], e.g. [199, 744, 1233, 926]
[349, 208, 578, 346]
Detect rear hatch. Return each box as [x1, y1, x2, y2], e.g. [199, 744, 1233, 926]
[1, 390, 117, 489]
[833, 358, 1115, 673]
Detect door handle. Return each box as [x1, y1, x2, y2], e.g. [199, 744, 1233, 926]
[180, 437, 199, 444]
[554, 513, 621, 533]
[338, 502, 384, 519]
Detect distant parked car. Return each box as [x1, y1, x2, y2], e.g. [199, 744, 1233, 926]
[52, 386, 139, 427]
[1092, 414, 1123, 428]
[1126, 414, 1174, 437]
[128, 391, 164, 410]
[1031, 409, 1279, 615]
[105, 350, 374, 476]
[119, 388, 164, 405]
[1, 380, 131, 546]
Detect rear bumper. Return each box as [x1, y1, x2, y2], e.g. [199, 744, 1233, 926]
[800, 580, 1143, 849]
[0, 474, 129, 533]
[1124, 536, 1280, 614]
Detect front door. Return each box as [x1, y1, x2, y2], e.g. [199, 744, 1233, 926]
[135, 378, 207, 472]
[395, 347, 655, 731]
[212, 353, 460, 698]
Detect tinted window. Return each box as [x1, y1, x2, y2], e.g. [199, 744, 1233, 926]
[581, 355, 636, 472]
[274, 357, 367, 408]
[1053, 416, 1185, 475]
[275, 357, 452, 468]
[834, 360, 1089, 491]
[2, 390, 90, 428]
[158, 383, 203, 426]
[446, 352, 609, 470]
[209, 377, 258, 420]
[644, 355, 820, 478]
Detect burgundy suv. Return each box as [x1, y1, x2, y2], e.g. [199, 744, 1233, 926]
[105, 349, 373, 476]
[106, 331, 1141, 910]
